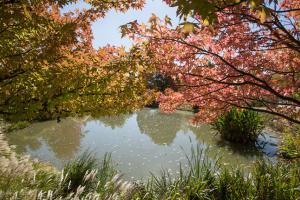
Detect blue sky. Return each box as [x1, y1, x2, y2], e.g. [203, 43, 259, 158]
[64, 0, 178, 49]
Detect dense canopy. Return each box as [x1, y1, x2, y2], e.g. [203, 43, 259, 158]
[0, 0, 153, 121]
[122, 0, 300, 124]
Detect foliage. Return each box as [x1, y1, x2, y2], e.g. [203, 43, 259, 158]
[166, 0, 280, 24]
[280, 131, 300, 159]
[123, 0, 300, 124]
[146, 73, 177, 92]
[212, 108, 264, 144]
[0, 0, 151, 122]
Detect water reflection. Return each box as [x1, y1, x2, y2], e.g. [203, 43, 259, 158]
[137, 109, 191, 145]
[8, 119, 84, 165]
[96, 114, 130, 129]
[7, 108, 278, 179]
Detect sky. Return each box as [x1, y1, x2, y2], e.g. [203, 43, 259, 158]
[63, 0, 178, 49]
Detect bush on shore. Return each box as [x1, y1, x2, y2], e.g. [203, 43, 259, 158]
[212, 107, 264, 145]
[280, 131, 300, 159]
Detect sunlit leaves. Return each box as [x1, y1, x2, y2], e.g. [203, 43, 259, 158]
[181, 22, 196, 34]
[0, 0, 150, 122]
[127, 0, 300, 124]
[165, 0, 277, 24]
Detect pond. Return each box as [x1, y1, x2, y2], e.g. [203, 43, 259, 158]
[7, 108, 278, 180]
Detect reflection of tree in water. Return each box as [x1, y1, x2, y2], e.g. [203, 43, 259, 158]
[7, 118, 83, 160]
[96, 114, 130, 129]
[136, 109, 191, 145]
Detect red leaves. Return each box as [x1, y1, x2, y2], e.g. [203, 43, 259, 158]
[127, 0, 300, 124]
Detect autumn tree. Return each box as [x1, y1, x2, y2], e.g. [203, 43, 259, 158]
[0, 0, 154, 121]
[122, 0, 300, 124]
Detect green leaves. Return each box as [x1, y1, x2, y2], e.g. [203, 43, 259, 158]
[168, 0, 273, 24]
[170, 0, 217, 23]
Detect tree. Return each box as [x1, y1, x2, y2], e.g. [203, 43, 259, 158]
[0, 0, 153, 121]
[122, 0, 300, 124]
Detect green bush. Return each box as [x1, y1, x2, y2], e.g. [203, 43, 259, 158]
[212, 108, 264, 144]
[280, 132, 300, 159]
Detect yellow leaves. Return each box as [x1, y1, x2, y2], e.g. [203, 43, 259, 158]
[248, 0, 269, 23]
[181, 22, 196, 34]
[137, 64, 144, 72]
[22, 4, 32, 20]
[249, 0, 263, 8]
[118, 47, 126, 56]
[183, 23, 194, 33]
[148, 14, 158, 25]
[259, 8, 267, 23]
[203, 18, 210, 26]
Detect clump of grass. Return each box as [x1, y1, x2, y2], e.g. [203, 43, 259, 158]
[280, 130, 300, 159]
[254, 161, 300, 200]
[212, 107, 264, 145]
[56, 151, 99, 196]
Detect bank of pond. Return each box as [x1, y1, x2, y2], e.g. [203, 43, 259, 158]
[1, 108, 299, 199]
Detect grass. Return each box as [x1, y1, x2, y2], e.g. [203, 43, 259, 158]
[279, 125, 300, 159]
[133, 146, 300, 200]
[212, 108, 264, 145]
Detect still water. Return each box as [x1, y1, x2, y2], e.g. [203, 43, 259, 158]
[7, 108, 278, 180]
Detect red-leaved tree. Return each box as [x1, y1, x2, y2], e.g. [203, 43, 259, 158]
[122, 0, 300, 124]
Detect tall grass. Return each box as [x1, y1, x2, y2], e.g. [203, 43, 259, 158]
[212, 107, 264, 145]
[280, 131, 300, 159]
[133, 147, 300, 200]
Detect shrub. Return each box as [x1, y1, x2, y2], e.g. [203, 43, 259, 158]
[280, 132, 300, 159]
[212, 107, 264, 144]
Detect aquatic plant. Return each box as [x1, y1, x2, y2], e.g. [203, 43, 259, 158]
[279, 126, 300, 159]
[212, 107, 264, 145]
